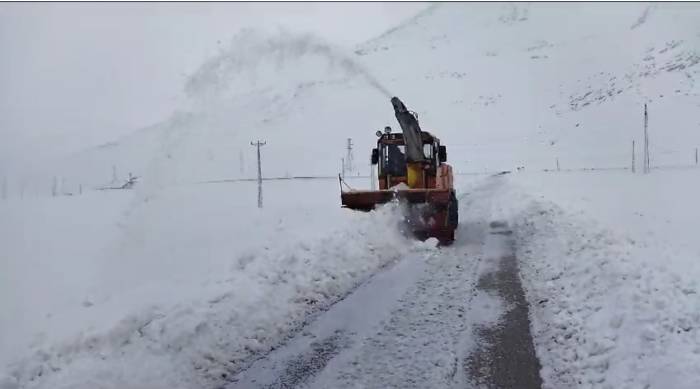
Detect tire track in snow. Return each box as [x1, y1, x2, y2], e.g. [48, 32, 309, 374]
[226, 250, 434, 389]
[264, 331, 349, 389]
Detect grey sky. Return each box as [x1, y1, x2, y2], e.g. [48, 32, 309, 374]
[0, 2, 427, 169]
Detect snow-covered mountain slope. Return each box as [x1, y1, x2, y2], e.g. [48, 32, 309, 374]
[18, 3, 699, 194]
[358, 3, 700, 169]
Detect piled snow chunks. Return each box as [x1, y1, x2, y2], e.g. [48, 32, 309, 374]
[3, 202, 425, 389]
[510, 198, 700, 389]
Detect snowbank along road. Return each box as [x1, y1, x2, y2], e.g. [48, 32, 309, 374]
[226, 176, 542, 389]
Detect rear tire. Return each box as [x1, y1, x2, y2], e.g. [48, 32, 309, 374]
[437, 229, 455, 246]
[448, 191, 459, 229]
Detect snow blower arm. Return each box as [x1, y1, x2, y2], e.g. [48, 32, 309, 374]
[391, 96, 425, 188]
[390, 97, 424, 163]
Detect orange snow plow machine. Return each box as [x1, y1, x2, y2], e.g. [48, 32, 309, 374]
[340, 97, 458, 244]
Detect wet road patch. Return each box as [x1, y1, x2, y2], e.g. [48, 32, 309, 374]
[466, 222, 543, 389]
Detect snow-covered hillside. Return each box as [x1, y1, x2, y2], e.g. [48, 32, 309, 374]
[13, 3, 700, 192]
[2, 3, 700, 389]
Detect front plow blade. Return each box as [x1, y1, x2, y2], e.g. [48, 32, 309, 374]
[341, 189, 451, 211]
[341, 189, 457, 245]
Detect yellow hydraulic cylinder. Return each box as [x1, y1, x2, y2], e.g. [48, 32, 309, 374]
[406, 162, 424, 188]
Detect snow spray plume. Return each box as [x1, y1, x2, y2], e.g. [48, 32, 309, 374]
[185, 30, 392, 100]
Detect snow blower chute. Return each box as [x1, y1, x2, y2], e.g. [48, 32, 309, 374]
[340, 97, 458, 244]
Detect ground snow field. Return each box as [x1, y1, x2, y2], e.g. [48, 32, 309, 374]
[3, 170, 700, 388]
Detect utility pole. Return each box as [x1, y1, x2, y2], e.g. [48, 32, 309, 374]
[643, 104, 650, 174]
[632, 140, 636, 173]
[239, 150, 245, 176]
[556, 157, 560, 171]
[250, 140, 266, 208]
[695, 147, 698, 166]
[345, 138, 354, 176]
[112, 165, 118, 184]
[52, 177, 58, 197]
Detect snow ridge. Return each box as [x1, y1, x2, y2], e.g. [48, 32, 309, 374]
[500, 183, 700, 389]
[2, 203, 420, 389]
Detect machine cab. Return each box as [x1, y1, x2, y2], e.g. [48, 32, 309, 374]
[371, 130, 447, 190]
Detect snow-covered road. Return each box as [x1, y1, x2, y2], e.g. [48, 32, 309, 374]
[226, 177, 542, 389]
